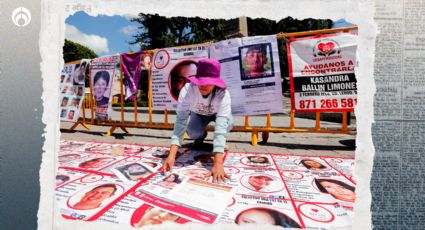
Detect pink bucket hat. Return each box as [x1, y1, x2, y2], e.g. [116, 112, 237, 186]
[188, 58, 227, 89]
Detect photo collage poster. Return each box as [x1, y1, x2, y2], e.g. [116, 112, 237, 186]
[56, 140, 355, 229]
[287, 33, 358, 112]
[89, 55, 119, 121]
[59, 59, 89, 122]
[209, 35, 284, 115]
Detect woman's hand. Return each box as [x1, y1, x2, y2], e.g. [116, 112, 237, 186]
[210, 153, 230, 183]
[162, 145, 179, 174]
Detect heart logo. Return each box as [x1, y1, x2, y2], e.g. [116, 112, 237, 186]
[159, 56, 163, 60]
[318, 42, 335, 54]
[311, 208, 319, 212]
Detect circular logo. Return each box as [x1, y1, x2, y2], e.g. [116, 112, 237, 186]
[298, 203, 334, 223]
[313, 39, 341, 57]
[12, 7, 31, 27]
[80, 174, 104, 183]
[153, 49, 170, 69]
[281, 171, 304, 180]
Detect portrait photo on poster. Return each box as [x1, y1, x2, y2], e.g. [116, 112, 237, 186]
[78, 157, 115, 169]
[67, 183, 123, 211]
[112, 162, 153, 182]
[168, 60, 197, 101]
[130, 203, 189, 227]
[239, 43, 274, 80]
[234, 207, 301, 228]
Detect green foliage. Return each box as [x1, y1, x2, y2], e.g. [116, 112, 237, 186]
[63, 39, 98, 63]
[129, 14, 225, 50]
[129, 14, 334, 93]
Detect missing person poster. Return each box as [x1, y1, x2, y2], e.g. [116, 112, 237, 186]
[287, 33, 358, 112]
[133, 173, 236, 224]
[209, 35, 283, 115]
[55, 174, 137, 221]
[89, 55, 119, 121]
[59, 59, 89, 122]
[121, 52, 152, 101]
[151, 44, 209, 110]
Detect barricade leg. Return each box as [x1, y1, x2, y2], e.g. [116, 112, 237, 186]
[106, 125, 117, 136]
[252, 130, 258, 146]
[262, 131, 269, 143]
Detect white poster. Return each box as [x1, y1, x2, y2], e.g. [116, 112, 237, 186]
[151, 44, 210, 110]
[287, 33, 358, 112]
[209, 35, 283, 115]
[59, 60, 89, 122]
[90, 55, 119, 121]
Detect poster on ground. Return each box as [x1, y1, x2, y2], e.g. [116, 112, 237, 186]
[209, 35, 283, 115]
[56, 140, 356, 229]
[89, 55, 119, 121]
[133, 171, 236, 224]
[151, 44, 210, 110]
[59, 59, 89, 122]
[287, 33, 358, 112]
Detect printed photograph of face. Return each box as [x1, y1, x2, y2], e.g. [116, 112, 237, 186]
[169, 60, 197, 100]
[60, 109, 67, 118]
[61, 97, 69, 107]
[241, 174, 283, 193]
[76, 86, 84, 97]
[243, 155, 272, 167]
[116, 163, 152, 181]
[314, 178, 356, 203]
[70, 184, 120, 210]
[73, 63, 82, 85]
[300, 159, 327, 170]
[141, 54, 152, 70]
[132, 204, 184, 227]
[92, 70, 112, 107]
[235, 208, 301, 228]
[156, 173, 182, 190]
[79, 157, 114, 169]
[55, 175, 70, 186]
[78, 61, 87, 84]
[67, 110, 75, 120]
[239, 43, 274, 80]
[85, 144, 112, 153]
[123, 146, 145, 154]
[71, 97, 80, 107]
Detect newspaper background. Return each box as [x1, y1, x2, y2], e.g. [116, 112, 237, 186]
[371, 0, 425, 229]
[36, 0, 407, 229]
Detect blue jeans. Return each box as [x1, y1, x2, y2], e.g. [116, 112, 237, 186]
[186, 112, 233, 140]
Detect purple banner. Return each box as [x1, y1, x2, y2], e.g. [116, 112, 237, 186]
[121, 52, 143, 100]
